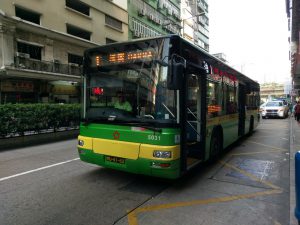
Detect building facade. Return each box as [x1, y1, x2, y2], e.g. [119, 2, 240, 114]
[260, 83, 286, 102]
[286, 0, 300, 98]
[0, 0, 128, 104]
[128, 0, 181, 39]
[127, 0, 209, 51]
[182, 0, 209, 51]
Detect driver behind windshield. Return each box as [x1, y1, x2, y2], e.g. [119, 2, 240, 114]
[114, 91, 132, 112]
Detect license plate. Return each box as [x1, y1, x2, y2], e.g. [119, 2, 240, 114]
[106, 156, 125, 164]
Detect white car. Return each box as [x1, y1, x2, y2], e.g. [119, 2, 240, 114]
[261, 100, 289, 119]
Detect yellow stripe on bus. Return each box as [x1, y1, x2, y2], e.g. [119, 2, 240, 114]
[207, 113, 238, 126]
[93, 138, 140, 160]
[78, 136, 180, 161]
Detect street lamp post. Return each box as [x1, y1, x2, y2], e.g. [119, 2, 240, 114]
[181, 12, 205, 39]
[162, 12, 205, 39]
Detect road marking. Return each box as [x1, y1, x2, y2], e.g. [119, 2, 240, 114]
[0, 158, 79, 182]
[219, 160, 281, 190]
[127, 189, 282, 225]
[274, 220, 281, 225]
[246, 141, 288, 151]
[126, 139, 287, 225]
[231, 150, 286, 156]
[252, 135, 288, 139]
[127, 157, 283, 225]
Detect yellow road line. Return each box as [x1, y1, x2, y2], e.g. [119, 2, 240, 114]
[127, 211, 138, 225]
[246, 141, 288, 151]
[252, 135, 288, 139]
[231, 150, 286, 156]
[274, 220, 282, 225]
[137, 190, 282, 213]
[127, 189, 282, 225]
[126, 140, 285, 225]
[258, 127, 289, 131]
[219, 160, 281, 190]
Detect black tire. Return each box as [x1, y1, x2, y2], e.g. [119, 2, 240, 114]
[262, 116, 266, 119]
[210, 129, 222, 160]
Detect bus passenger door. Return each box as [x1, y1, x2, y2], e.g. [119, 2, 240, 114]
[238, 84, 246, 136]
[184, 73, 206, 162]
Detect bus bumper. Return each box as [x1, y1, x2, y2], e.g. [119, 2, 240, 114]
[78, 148, 180, 179]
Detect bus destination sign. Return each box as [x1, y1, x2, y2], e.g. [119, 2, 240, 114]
[95, 50, 154, 67]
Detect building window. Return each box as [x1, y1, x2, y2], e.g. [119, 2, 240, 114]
[68, 53, 83, 65]
[105, 15, 122, 31]
[65, 0, 90, 16]
[17, 42, 42, 60]
[67, 24, 91, 40]
[106, 38, 117, 44]
[15, 6, 40, 25]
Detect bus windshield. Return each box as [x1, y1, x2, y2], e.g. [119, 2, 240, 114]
[84, 38, 177, 125]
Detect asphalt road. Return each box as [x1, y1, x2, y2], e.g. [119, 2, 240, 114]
[0, 118, 291, 225]
[0, 140, 174, 225]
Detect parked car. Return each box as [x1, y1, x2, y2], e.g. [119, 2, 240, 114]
[261, 100, 289, 119]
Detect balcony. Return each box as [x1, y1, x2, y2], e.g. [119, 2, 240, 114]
[14, 56, 82, 76]
[0, 55, 82, 82]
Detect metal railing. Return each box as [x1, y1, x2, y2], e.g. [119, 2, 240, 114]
[14, 56, 82, 76]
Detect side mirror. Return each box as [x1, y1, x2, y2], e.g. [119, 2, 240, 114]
[167, 55, 186, 90]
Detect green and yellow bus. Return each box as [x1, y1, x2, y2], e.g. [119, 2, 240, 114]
[77, 35, 260, 179]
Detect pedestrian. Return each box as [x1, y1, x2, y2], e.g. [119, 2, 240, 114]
[295, 101, 300, 123]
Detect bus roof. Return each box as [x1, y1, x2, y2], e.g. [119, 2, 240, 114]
[85, 35, 259, 91]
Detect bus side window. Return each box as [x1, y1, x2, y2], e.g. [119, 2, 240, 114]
[225, 84, 237, 114]
[207, 81, 222, 118]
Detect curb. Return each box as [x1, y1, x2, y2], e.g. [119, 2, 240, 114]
[290, 118, 298, 225]
[0, 129, 79, 151]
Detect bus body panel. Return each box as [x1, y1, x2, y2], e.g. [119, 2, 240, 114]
[205, 114, 239, 160]
[79, 124, 180, 146]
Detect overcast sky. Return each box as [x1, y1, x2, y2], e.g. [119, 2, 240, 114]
[209, 0, 290, 84]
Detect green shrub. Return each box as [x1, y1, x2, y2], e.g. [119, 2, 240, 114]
[0, 103, 81, 137]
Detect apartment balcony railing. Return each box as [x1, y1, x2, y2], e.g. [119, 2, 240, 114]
[14, 55, 82, 76]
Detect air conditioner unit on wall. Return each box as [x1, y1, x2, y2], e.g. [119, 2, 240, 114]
[138, 9, 145, 16]
[16, 52, 30, 58]
[149, 14, 154, 21]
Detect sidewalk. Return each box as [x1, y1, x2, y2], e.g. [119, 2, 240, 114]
[290, 117, 300, 225]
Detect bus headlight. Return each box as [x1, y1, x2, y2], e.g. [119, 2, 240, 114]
[78, 140, 84, 146]
[153, 150, 172, 158]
